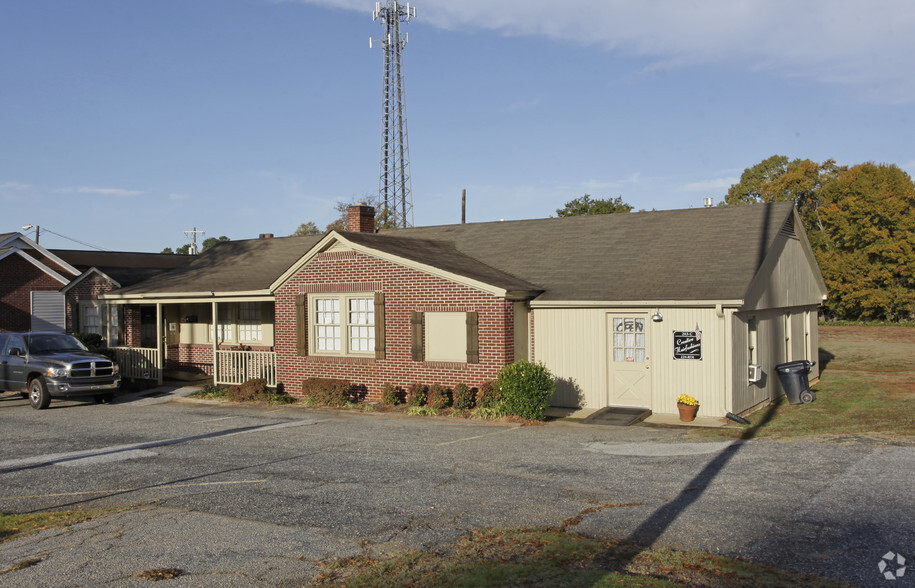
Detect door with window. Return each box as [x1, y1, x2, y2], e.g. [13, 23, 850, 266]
[608, 315, 651, 407]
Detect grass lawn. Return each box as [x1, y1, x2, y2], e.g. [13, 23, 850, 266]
[314, 526, 847, 587]
[690, 325, 915, 442]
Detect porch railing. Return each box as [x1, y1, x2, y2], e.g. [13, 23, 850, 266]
[215, 350, 277, 387]
[112, 347, 160, 381]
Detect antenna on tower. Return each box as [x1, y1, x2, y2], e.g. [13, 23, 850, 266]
[371, 1, 416, 228]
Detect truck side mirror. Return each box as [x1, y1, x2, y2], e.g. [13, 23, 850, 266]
[8, 347, 24, 357]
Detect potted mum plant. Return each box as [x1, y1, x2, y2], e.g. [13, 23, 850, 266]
[676, 394, 699, 422]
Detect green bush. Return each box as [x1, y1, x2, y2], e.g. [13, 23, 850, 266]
[72, 332, 104, 349]
[194, 384, 228, 399]
[475, 380, 500, 409]
[381, 383, 402, 406]
[427, 384, 450, 410]
[453, 383, 474, 410]
[495, 360, 556, 421]
[302, 377, 352, 407]
[407, 406, 439, 417]
[407, 383, 427, 407]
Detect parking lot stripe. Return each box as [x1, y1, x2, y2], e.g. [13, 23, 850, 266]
[0, 479, 268, 501]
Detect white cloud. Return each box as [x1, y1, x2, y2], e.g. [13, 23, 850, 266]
[683, 177, 739, 193]
[0, 181, 31, 191]
[284, 0, 915, 103]
[57, 186, 145, 197]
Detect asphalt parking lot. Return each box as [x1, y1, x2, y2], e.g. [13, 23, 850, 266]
[0, 389, 912, 587]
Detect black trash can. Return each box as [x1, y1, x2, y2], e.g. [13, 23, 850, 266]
[775, 360, 816, 404]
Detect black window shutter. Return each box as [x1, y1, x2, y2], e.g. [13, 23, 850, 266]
[466, 311, 479, 364]
[410, 311, 424, 361]
[296, 294, 307, 356]
[374, 292, 386, 360]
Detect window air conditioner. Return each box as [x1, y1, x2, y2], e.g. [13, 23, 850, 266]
[748, 364, 762, 383]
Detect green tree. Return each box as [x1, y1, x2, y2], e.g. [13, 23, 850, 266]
[160, 247, 174, 254]
[555, 195, 633, 217]
[201, 236, 229, 251]
[816, 163, 915, 321]
[724, 156, 915, 321]
[723, 154, 844, 233]
[292, 221, 322, 236]
[175, 243, 192, 255]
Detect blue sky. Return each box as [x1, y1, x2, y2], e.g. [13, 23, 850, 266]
[2, 0, 913, 252]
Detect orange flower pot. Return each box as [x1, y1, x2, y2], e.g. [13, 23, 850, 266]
[677, 403, 698, 422]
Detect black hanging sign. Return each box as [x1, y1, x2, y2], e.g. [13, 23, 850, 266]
[673, 330, 702, 360]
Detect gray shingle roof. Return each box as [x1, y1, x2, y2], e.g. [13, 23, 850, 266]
[52, 250, 193, 287]
[381, 202, 796, 302]
[111, 235, 324, 295]
[110, 202, 797, 303]
[341, 232, 541, 294]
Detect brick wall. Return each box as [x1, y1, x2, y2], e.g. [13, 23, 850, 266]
[0, 255, 67, 332]
[275, 249, 515, 401]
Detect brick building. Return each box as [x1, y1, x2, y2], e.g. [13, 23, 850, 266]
[101, 201, 828, 418]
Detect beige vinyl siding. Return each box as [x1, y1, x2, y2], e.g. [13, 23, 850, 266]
[651, 307, 730, 417]
[744, 233, 827, 311]
[535, 306, 733, 416]
[534, 308, 608, 408]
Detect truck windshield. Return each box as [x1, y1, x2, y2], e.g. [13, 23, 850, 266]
[26, 334, 89, 354]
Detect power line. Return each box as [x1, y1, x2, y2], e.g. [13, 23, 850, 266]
[22, 225, 108, 251]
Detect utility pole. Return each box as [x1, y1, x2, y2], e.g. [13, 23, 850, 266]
[371, 1, 416, 228]
[183, 227, 205, 255]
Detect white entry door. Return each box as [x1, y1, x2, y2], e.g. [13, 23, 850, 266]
[608, 315, 651, 407]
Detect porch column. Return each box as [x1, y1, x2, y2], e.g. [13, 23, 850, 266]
[212, 301, 218, 384]
[156, 303, 164, 385]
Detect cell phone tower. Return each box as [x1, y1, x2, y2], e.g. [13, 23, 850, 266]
[371, 1, 415, 228]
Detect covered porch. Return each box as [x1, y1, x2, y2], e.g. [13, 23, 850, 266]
[100, 296, 278, 388]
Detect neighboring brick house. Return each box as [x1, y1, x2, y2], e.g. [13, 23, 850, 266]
[102, 201, 828, 417]
[0, 232, 189, 340]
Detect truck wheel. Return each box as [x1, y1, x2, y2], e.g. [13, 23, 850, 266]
[29, 378, 51, 410]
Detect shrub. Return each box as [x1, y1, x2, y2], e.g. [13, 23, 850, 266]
[72, 332, 104, 349]
[302, 378, 352, 407]
[194, 383, 228, 399]
[427, 384, 450, 410]
[407, 383, 427, 407]
[407, 406, 439, 417]
[473, 403, 507, 420]
[453, 383, 474, 410]
[381, 383, 402, 406]
[495, 360, 556, 421]
[475, 380, 500, 409]
[227, 378, 269, 402]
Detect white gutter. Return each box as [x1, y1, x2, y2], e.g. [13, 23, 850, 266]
[529, 299, 745, 309]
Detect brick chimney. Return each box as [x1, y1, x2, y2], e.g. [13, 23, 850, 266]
[347, 203, 375, 233]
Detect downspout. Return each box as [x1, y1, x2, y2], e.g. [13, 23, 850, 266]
[156, 303, 163, 385]
[212, 301, 218, 385]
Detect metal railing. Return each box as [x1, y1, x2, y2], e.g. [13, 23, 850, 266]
[215, 350, 277, 387]
[112, 347, 160, 381]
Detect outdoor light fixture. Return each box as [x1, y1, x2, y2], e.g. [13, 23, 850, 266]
[651, 309, 663, 322]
